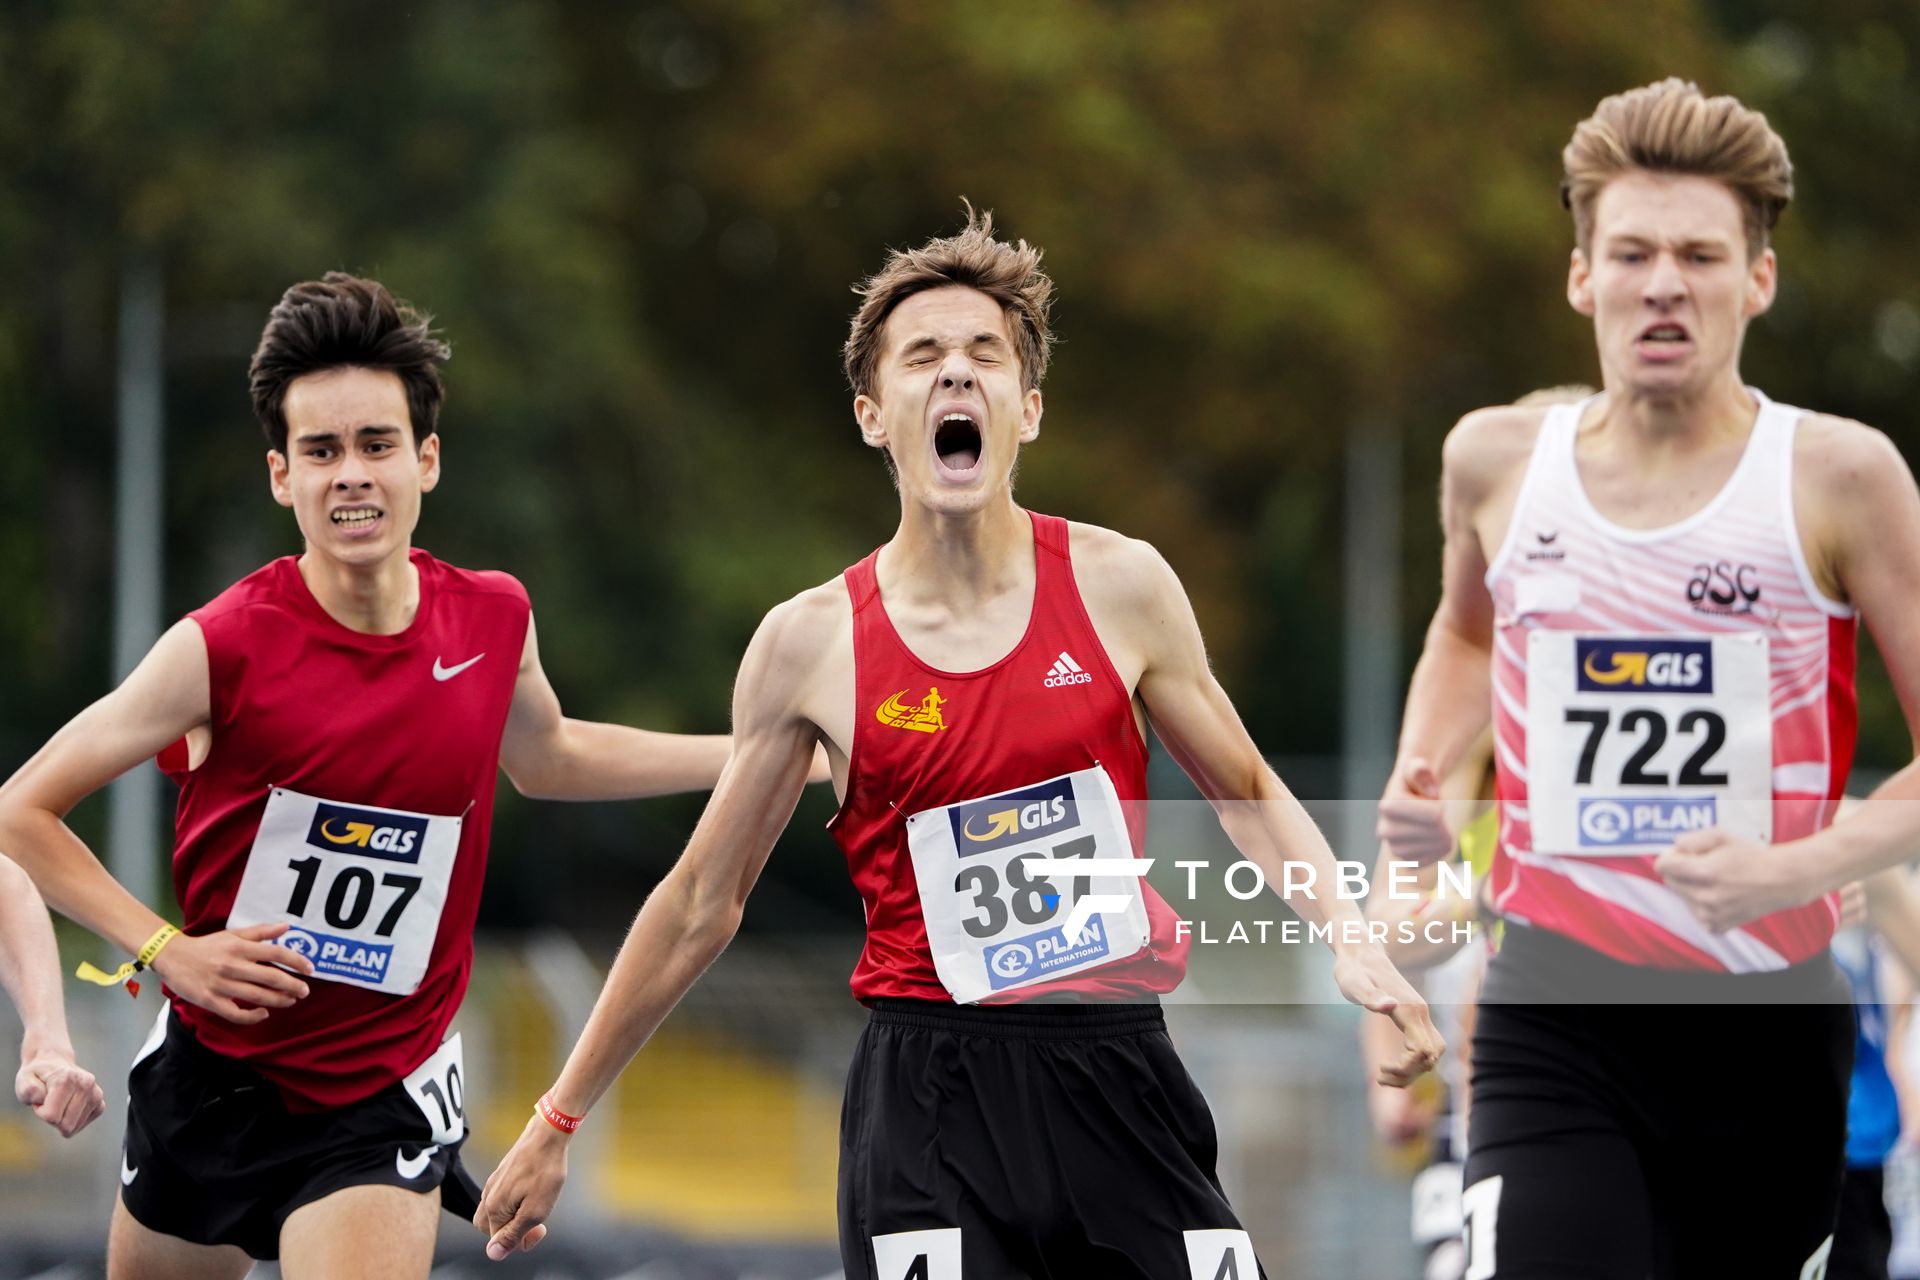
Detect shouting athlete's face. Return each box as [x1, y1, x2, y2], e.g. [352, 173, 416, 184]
[1568, 172, 1776, 402]
[267, 366, 440, 568]
[855, 285, 1043, 515]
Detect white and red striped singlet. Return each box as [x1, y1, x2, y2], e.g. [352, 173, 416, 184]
[1485, 390, 1856, 971]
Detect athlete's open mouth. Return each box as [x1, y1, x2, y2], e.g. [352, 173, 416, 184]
[1637, 321, 1691, 345]
[330, 506, 384, 530]
[933, 413, 983, 475]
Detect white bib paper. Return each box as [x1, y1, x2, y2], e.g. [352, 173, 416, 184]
[905, 765, 1149, 1004]
[1527, 632, 1772, 856]
[402, 1033, 468, 1145]
[227, 787, 461, 996]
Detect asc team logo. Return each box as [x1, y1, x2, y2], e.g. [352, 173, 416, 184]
[948, 777, 1079, 855]
[1576, 638, 1713, 694]
[305, 803, 428, 864]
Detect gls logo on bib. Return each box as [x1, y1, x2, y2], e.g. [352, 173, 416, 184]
[306, 804, 428, 863]
[1575, 639, 1712, 693]
[948, 777, 1079, 855]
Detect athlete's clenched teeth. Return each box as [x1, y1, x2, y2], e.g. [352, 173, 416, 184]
[331, 508, 383, 527]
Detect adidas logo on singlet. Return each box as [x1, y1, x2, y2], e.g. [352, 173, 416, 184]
[1043, 651, 1094, 688]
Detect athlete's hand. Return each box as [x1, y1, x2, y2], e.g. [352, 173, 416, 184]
[15, 1044, 105, 1138]
[1377, 757, 1453, 866]
[1656, 828, 1817, 932]
[475, 1114, 563, 1260]
[1333, 941, 1444, 1087]
[1366, 1074, 1438, 1147]
[148, 922, 315, 1024]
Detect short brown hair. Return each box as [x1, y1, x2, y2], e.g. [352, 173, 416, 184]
[843, 203, 1054, 399]
[1561, 78, 1793, 257]
[249, 272, 450, 453]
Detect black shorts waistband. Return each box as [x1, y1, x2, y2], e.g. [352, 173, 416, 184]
[864, 997, 1166, 1040]
[1486, 922, 1847, 1005]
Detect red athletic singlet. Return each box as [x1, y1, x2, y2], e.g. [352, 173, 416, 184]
[829, 511, 1189, 1002]
[166, 549, 528, 1109]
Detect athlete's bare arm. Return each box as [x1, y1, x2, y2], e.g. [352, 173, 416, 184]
[1071, 524, 1442, 1086]
[0, 620, 314, 1024]
[1660, 418, 1920, 926]
[0, 852, 105, 1137]
[1379, 406, 1543, 865]
[473, 584, 843, 1261]
[497, 613, 828, 800]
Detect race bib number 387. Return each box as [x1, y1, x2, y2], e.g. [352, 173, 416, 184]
[1527, 633, 1772, 856]
[905, 766, 1150, 1004]
[227, 788, 461, 996]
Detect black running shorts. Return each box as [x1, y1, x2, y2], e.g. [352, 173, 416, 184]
[1463, 925, 1853, 1279]
[119, 1007, 481, 1260]
[839, 999, 1263, 1280]
[1830, 1166, 1892, 1280]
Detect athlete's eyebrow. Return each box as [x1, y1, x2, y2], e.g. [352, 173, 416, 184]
[293, 424, 404, 447]
[897, 333, 1010, 359]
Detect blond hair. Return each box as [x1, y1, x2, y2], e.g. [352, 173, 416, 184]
[843, 203, 1054, 398]
[1562, 78, 1792, 257]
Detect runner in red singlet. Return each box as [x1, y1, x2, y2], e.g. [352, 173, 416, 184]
[1377, 80, 1920, 1277]
[475, 207, 1442, 1278]
[0, 273, 764, 1278]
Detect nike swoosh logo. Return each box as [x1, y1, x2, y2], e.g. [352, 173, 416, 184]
[395, 1143, 440, 1179]
[121, 1156, 138, 1186]
[432, 653, 484, 682]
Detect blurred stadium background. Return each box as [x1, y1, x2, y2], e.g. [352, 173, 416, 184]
[5, 1, 1920, 1274]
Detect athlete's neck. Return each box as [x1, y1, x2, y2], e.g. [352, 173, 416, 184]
[295, 547, 420, 635]
[882, 496, 1032, 606]
[1587, 371, 1757, 457]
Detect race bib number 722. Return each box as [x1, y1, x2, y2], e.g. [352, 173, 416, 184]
[1526, 632, 1772, 856]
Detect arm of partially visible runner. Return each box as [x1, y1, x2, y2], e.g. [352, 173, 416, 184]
[0, 618, 313, 1024]
[0, 852, 105, 1137]
[1660, 423, 1920, 927]
[497, 612, 829, 800]
[1377, 414, 1508, 866]
[474, 592, 829, 1260]
[1094, 535, 1441, 1087]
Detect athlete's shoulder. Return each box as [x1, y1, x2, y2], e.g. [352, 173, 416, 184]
[419, 551, 531, 610]
[1442, 403, 1549, 494]
[762, 577, 856, 650]
[190, 557, 297, 627]
[1063, 521, 1183, 612]
[1792, 411, 1910, 492]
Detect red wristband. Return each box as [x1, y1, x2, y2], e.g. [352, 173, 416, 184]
[535, 1091, 583, 1134]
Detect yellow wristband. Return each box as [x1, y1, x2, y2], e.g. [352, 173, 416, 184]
[136, 924, 179, 968]
[76, 924, 180, 989]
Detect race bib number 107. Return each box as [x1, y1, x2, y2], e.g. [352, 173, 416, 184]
[1527, 632, 1772, 856]
[906, 766, 1150, 1004]
[228, 788, 461, 996]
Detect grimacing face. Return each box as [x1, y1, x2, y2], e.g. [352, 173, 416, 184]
[854, 285, 1043, 516]
[1568, 171, 1777, 401]
[267, 366, 440, 568]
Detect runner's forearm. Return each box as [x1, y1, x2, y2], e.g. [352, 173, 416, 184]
[0, 806, 171, 956]
[0, 858, 74, 1055]
[514, 722, 733, 802]
[1395, 615, 1494, 778]
[544, 868, 739, 1116]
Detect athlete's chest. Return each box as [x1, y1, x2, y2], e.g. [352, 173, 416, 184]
[218, 608, 520, 803]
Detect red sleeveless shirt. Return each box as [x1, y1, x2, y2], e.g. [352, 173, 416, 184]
[828, 511, 1190, 1002]
[165, 549, 528, 1109]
